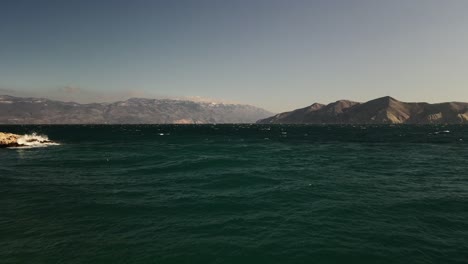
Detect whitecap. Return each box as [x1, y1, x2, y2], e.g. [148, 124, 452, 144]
[434, 130, 451, 135]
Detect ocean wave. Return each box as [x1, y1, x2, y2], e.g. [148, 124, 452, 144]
[9, 133, 60, 149]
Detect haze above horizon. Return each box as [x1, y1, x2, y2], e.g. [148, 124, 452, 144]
[1, 0, 468, 112]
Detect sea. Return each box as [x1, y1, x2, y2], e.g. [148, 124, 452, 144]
[1, 124, 467, 264]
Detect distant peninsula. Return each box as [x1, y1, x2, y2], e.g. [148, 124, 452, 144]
[257, 96, 468, 124]
[0, 95, 272, 124]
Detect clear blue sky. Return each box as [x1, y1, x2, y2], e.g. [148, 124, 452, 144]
[1, 0, 468, 112]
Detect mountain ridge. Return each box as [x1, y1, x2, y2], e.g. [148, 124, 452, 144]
[0, 95, 272, 124]
[257, 96, 468, 124]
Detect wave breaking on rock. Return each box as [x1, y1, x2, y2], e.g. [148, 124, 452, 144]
[0, 132, 59, 149]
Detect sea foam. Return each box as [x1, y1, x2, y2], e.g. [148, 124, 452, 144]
[11, 133, 60, 149]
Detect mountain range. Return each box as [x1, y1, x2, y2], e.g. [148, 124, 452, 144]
[0, 95, 272, 124]
[257, 96, 468, 124]
[3, 95, 468, 125]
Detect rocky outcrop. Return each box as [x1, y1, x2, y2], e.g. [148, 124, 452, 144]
[0, 132, 56, 148]
[257, 96, 468, 124]
[0, 132, 20, 148]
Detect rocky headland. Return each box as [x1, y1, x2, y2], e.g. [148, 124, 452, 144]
[257, 96, 468, 124]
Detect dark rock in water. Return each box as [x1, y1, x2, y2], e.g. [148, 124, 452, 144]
[257, 96, 468, 124]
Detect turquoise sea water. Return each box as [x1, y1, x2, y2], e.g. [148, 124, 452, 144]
[1, 125, 467, 263]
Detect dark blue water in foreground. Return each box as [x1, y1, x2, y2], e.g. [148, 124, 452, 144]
[1, 125, 468, 264]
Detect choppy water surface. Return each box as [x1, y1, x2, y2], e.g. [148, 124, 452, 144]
[1, 125, 467, 263]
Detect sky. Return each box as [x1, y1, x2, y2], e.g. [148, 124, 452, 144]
[1, 0, 468, 112]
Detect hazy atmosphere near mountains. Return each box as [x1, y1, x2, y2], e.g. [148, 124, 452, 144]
[3, 1, 468, 264]
[2, 0, 468, 112]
